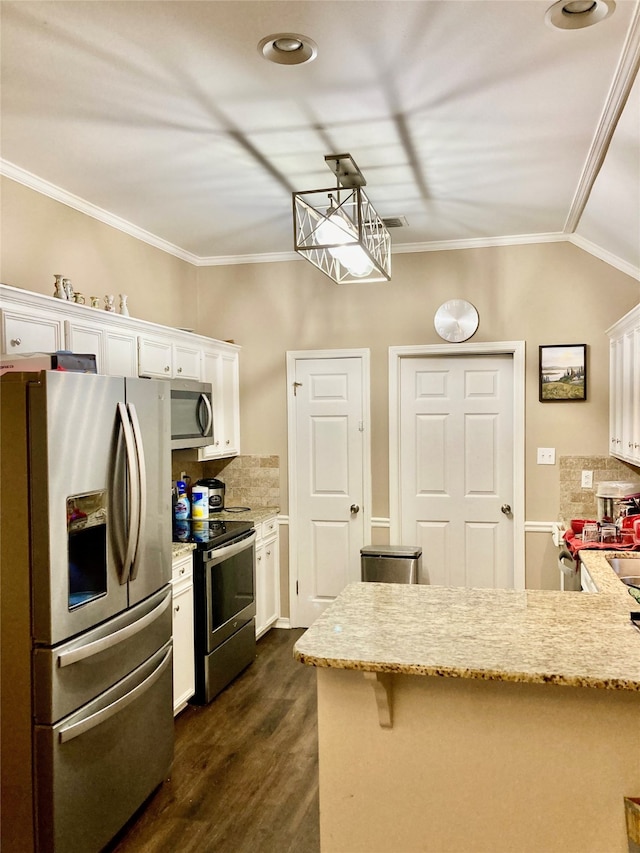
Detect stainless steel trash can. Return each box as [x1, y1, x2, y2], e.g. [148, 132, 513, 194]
[361, 545, 422, 584]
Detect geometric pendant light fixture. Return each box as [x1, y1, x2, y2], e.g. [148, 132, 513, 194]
[293, 154, 391, 284]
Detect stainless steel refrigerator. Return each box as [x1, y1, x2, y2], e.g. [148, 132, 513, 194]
[0, 370, 174, 853]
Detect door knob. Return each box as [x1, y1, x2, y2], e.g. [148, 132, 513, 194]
[350, 504, 360, 515]
[501, 504, 512, 516]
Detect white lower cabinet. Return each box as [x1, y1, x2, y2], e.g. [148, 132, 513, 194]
[255, 516, 280, 639]
[171, 554, 195, 715]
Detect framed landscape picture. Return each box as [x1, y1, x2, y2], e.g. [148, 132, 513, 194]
[539, 344, 587, 402]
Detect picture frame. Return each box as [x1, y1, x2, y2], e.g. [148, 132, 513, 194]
[539, 344, 587, 402]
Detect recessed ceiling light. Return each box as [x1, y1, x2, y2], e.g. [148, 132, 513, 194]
[258, 33, 318, 65]
[545, 0, 615, 29]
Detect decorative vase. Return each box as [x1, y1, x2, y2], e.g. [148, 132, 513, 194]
[53, 275, 66, 299]
[90, 296, 100, 308]
[63, 279, 74, 301]
[104, 294, 115, 312]
[119, 294, 130, 317]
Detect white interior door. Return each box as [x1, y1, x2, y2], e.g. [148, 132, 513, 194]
[287, 351, 370, 627]
[390, 344, 525, 590]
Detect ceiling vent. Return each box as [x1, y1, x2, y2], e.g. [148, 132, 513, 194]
[382, 216, 408, 229]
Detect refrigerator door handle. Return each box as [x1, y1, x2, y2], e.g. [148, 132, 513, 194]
[58, 646, 172, 743]
[56, 590, 171, 668]
[199, 392, 213, 439]
[118, 401, 140, 584]
[127, 402, 147, 582]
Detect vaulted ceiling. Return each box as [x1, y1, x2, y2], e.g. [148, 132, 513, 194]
[1, 0, 639, 277]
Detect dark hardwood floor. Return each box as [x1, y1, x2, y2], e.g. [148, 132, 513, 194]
[107, 629, 319, 853]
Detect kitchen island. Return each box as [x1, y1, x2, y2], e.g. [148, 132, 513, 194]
[294, 550, 640, 852]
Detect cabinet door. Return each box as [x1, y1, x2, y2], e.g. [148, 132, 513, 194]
[609, 336, 624, 458]
[632, 328, 640, 464]
[2, 309, 65, 354]
[104, 329, 138, 377]
[65, 318, 105, 373]
[171, 557, 194, 715]
[173, 343, 202, 380]
[138, 336, 173, 378]
[255, 523, 279, 639]
[220, 351, 240, 456]
[198, 347, 240, 460]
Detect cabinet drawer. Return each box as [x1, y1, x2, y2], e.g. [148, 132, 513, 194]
[262, 517, 278, 538]
[172, 555, 193, 585]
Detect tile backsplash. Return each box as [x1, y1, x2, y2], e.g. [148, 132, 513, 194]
[171, 451, 280, 509]
[559, 455, 640, 521]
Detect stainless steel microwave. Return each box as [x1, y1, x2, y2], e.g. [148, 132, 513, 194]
[170, 379, 214, 449]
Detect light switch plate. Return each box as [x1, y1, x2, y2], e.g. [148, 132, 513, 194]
[537, 447, 555, 465]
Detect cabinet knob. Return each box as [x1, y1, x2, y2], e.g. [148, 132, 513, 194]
[180, 567, 185, 574]
[164, 365, 170, 372]
[177, 367, 183, 373]
[257, 555, 262, 562]
[266, 550, 271, 557]
[174, 604, 180, 613]
[226, 439, 230, 445]
[10, 338, 21, 346]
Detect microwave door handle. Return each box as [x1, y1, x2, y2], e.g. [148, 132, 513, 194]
[199, 392, 213, 439]
[127, 403, 147, 582]
[117, 402, 139, 584]
[58, 646, 172, 743]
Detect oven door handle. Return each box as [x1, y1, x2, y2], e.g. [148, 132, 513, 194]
[204, 529, 256, 563]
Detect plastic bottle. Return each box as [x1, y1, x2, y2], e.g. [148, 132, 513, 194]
[174, 480, 190, 521]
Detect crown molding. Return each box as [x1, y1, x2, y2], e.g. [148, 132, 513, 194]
[564, 2, 640, 233]
[569, 233, 640, 281]
[2, 159, 636, 279]
[0, 159, 200, 265]
[390, 232, 567, 254]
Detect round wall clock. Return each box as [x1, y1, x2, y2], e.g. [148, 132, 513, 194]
[434, 299, 479, 343]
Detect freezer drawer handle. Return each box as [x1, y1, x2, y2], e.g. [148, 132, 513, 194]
[118, 402, 140, 584]
[56, 591, 171, 668]
[58, 646, 172, 744]
[127, 402, 147, 582]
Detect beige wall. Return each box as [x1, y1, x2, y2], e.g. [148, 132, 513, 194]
[3, 177, 639, 588]
[194, 245, 638, 506]
[0, 178, 198, 329]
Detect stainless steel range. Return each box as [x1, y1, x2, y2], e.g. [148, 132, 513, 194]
[176, 519, 257, 704]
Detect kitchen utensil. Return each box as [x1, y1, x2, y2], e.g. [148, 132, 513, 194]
[196, 478, 225, 512]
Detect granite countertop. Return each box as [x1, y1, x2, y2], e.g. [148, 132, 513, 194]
[213, 506, 279, 523]
[171, 542, 197, 559]
[294, 549, 640, 691]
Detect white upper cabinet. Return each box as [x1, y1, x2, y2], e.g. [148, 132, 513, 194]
[138, 334, 202, 380]
[0, 286, 240, 454]
[607, 304, 640, 466]
[198, 345, 240, 460]
[2, 307, 65, 354]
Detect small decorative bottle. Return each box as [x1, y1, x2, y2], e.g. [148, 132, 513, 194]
[53, 275, 66, 299]
[119, 294, 130, 317]
[90, 296, 100, 308]
[63, 278, 74, 301]
[104, 294, 115, 312]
